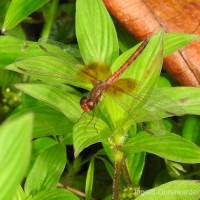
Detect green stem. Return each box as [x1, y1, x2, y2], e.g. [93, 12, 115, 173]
[41, 0, 59, 39]
[112, 151, 124, 200]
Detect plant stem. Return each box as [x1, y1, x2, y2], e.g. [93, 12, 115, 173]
[41, 0, 59, 39]
[112, 150, 124, 200]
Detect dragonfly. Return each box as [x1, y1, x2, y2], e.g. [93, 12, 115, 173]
[14, 38, 185, 134]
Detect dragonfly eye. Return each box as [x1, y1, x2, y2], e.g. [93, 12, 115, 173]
[80, 96, 96, 112]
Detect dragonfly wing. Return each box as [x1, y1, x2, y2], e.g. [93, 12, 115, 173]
[13, 56, 95, 87]
[107, 78, 185, 121]
[107, 87, 160, 122]
[38, 39, 112, 83]
[107, 88, 167, 135]
[38, 38, 84, 64]
[142, 87, 185, 117]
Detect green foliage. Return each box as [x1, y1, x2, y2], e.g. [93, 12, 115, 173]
[76, 0, 119, 66]
[85, 158, 95, 200]
[3, 0, 49, 31]
[182, 115, 200, 145]
[31, 189, 80, 200]
[25, 144, 66, 195]
[0, 36, 46, 68]
[135, 180, 200, 200]
[0, 114, 33, 200]
[0, 0, 200, 199]
[123, 132, 200, 163]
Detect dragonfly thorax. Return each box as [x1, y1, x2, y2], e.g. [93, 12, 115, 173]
[80, 96, 96, 112]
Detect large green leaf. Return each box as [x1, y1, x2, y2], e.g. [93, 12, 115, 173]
[122, 132, 200, 163]
[14, 83, 82, 123]
[25, 144, 66, 196]
[3, 0, 49, 31]
[136, 180, 200, 200]
[0, 114, 33, 200]
[32, 189, 79, 200]
[0, 36, 46, 68]
[76, 0, 119, 66]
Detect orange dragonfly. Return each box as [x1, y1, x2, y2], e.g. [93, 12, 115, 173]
[15, 38, 184, 133]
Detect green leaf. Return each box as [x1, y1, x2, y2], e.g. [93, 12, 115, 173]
[0, 36, 46, 68]
[31, 107, 73, 138]
[126, 152, 146, 185]
[9, 106, 74, 138]
[85, 158, 95, 200]
[32, 189, 79, 200]
[164, 33, 199, 57]
[182, 115, 200, 146]
[0, 114, 33, 200]
[31, 137, 58, 168]
[158, 87, 200, 115]
[12, 185, 26, 200]
[25, 144, 66, 196]
[3, 0, 49, 31]
[122, 132, 200, 163]
[157, 76, 172, 87]
[32, 137, 57, 156]
[76, 0, 119, 65]
[73, 117, 111, 157]
[14, 83, 82, 123]
[136, 180, 200, 200]
[0, 1, 9, 26]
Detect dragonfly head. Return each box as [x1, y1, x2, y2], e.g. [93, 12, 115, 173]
[80, 96, 96, 112]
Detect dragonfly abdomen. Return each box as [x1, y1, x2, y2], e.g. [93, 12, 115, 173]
[106, 39, 149, 84]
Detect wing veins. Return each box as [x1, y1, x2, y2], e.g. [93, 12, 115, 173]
[108, 79, 185, 118]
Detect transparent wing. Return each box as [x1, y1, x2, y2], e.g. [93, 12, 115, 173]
[107, 78, 185, 122]
[13, 56, 94, 86]
[38, 38, 85, 65]
[13, 50, 111, 88]
[38, 39, 112, 82]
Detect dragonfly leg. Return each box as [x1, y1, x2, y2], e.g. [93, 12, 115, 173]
[93, 105, 102, 132]
[78, 111, 86, 122]
[84, 110, 98, 132]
